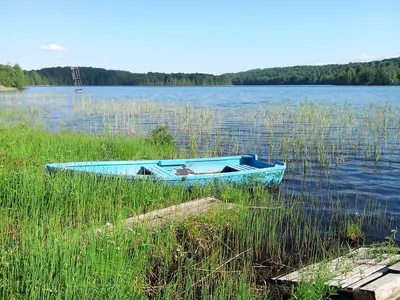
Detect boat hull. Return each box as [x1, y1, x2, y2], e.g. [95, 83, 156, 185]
[44, 154, 286, 187]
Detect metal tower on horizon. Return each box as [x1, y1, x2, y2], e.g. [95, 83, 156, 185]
[71, 66, 83, 92]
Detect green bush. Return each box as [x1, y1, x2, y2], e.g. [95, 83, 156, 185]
[149, 125, 174, 146]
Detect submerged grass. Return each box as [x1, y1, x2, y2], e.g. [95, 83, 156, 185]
[0, 125, 395, 299]
[1, 93, 399, 168]
[0, 92, 398, 298]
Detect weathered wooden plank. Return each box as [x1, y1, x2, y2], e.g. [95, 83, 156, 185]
[354, 273, 400, 300]
[376, 254, 400, 266]
[345, 267, 388, 291]
[327, 262, 380, 286]
[97, 197, 235, 232]
[326, 257, 378, 281]
[274, 247, 400, 300]
[125, 198, 217, 229]
[274, 248, 367, 283]
[326, 252, 400, 288]
[327, 264, 387, 288]
[355, 254, 389, 265]
[385, 290, 400, 300]
[389, 261, 400, 272]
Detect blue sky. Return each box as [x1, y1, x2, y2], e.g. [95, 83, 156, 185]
[1, 0, 398, 74]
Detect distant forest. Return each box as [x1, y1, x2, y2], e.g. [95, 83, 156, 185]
[1, 57, 400, 89]
[0, 64, 28, 89]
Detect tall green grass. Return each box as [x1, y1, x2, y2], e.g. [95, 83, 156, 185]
[0, 125, 393, 299]
[1, 93, 398, 298]
[1, 93, 398, 168]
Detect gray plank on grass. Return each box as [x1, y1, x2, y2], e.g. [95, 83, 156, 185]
[327, 264, 387, 288]
[96, 197, 235, 232]
[376, 254, 400, 266]
[345, 267, 388, 291]
[354, 273, 400, 300]
[274, 248, 368, 283]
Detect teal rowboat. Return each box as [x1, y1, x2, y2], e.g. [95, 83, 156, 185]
[44, 154, 286, 187]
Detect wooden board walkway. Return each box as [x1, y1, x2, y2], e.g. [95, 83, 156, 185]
[274, 247, 400, 300]
[97, 197, 234, 232]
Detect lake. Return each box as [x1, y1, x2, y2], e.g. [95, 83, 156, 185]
[13, 85, 400, 107]
[1, 85, 400, 242]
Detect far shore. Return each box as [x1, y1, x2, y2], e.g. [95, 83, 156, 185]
[0, 85, 18, 91]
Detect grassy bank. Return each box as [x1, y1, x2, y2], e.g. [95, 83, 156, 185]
[0, 125, 393, 299]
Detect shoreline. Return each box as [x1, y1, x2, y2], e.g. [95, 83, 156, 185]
[0, 85, 18, 91]
[0, 105, 397, 299]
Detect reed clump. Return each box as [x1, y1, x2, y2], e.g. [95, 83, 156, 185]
[1, 92, 399, 298]
[2, 93, 398, 168]
[0, 125, 394, 299]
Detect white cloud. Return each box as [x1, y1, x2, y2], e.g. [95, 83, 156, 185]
[41, 44, 67, 51]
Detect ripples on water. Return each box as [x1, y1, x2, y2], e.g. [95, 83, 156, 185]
[1, 85, 399, 242]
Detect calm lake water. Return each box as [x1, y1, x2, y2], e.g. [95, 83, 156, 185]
[2, 85, 400, 242]
[17, 85, 400, 107]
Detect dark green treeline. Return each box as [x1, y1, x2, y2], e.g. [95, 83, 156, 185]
[0, 64, 28, 89]
[24, 67, 231, 86]
[229, 57, 400, 85]
[1, 57, 399, 89]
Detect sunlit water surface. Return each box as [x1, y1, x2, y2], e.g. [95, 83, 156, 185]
[1, 85, 399, 242]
